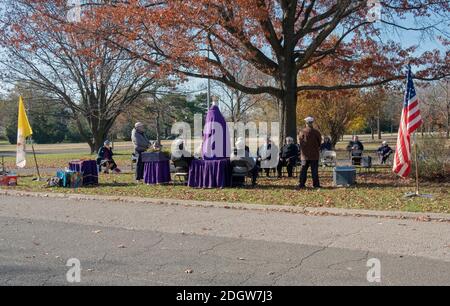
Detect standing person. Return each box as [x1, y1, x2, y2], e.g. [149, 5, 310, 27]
[298, 117, 322, 189]
[132, 122, 151, 182]
[277, 137, 299, 178]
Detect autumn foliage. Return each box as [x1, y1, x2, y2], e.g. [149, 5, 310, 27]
[1, 0, 449, 144]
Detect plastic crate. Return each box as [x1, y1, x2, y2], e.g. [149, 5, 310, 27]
[333, 166, 356, 187]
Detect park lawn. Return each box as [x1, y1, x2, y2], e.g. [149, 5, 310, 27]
[0, 151, 133, 170]
[5, 171, 450, 214]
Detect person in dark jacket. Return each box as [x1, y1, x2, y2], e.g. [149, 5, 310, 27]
[347, 135, 364, 165]
[96, 140, 121, 174]
[298, 117, 322, 189]
[231, 138, 258, 186]
[277, 137, 299, 178]
[377, 141, 394, 164]
[320, 136, 333, 152]
[132, 122, 151, 182]
[171, 139, 194, 172]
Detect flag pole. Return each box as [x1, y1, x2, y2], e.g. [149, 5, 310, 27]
[413, 132, 420, 195]
[30, 137, 42, 181]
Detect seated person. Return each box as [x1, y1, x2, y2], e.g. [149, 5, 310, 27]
[96, 140, 121, 174]
[377, 141, 394, 164]
[231, 138, 258, 186]
[171, 139, 194, 172]
[347, 135, 364, 165]
[320, 136, 333, 152]
[257, 137, 277, 177]
[277, 137, 299, 178]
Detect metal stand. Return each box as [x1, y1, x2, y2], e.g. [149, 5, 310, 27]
[404, 134, 432, 199]
[30, 138, 43, 181]
[0, 156, 5, 175]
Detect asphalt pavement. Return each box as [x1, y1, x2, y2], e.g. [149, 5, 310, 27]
[0, 194, 449, 286]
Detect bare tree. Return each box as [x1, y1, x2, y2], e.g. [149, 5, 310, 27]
[0, 1, 162, 153]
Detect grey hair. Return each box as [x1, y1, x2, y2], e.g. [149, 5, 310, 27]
[286, 137, 294, 144]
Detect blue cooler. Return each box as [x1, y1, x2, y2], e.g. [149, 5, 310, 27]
[333, 166, 356, 187]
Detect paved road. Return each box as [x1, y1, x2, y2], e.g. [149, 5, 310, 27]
[0, 194, 449, 286]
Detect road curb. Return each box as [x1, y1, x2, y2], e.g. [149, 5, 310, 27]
[0, 189, 449, 223]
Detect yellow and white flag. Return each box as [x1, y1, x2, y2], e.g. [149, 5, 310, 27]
[16, 96, 33, 168]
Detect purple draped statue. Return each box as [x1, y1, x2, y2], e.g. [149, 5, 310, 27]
[202, 105, 231, 160]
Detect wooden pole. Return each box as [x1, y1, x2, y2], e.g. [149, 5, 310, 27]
[413, 133, 420, 195]
[30, 138, 41, 180]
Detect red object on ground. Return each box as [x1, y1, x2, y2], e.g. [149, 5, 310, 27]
[0, 175, 18, 187]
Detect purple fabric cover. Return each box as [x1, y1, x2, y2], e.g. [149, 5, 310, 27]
[202, 105, 231, 160]
[188, 158, 231, 189]
[69, 160, 99, 186]
[143, 160, 171, 185]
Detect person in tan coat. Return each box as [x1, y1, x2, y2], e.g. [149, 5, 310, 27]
[298, 117, 322, 189]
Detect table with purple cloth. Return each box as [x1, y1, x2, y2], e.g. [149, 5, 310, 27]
[143, 160, 171, 185]
[188, 158, 231, 189]
[69, 160, 99, 186]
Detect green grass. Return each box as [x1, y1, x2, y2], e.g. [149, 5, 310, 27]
[4, 171, 449, 214]
[1, 138, 449, 214]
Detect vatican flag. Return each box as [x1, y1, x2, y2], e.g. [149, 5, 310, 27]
[16, 96, 33, 168]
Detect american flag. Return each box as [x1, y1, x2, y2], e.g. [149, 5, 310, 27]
[393, 66, 423, 178]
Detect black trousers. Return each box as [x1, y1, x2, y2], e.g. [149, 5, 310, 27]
[100, 159, 118, 172]
[277, 159, 295, 177]
[299, 160, 320, 188]
[135, 151, 145, 181]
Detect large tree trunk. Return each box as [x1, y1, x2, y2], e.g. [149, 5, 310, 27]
[278, 99, 286, 149]
[279, 63, 298, 146]
[377, 110, 382, 140]
[447, 102, 450, 139]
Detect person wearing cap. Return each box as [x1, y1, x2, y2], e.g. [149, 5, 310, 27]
[132, 122, 151, 181]
[298, 117, 322, 189]
[377, 141, 394, 164]
[96, 140, 121, 174]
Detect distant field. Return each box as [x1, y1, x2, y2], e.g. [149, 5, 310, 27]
[0, 134, 448, 171]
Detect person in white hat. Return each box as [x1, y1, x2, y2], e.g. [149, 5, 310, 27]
[132, 122, 151, 182]
[377, 140, 394, 164]
[298, 116, 322, 189]
[96, 140, 121, 174]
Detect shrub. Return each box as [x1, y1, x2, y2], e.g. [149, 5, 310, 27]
[413, 136, 450, 181]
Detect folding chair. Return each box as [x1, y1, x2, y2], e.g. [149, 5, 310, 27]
[321, 150, 337, 167]
[172, 159, 189, 185]
[231, 159, 251, 187]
